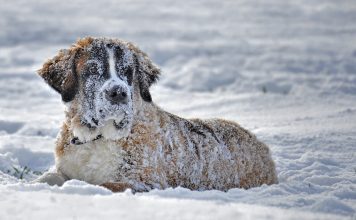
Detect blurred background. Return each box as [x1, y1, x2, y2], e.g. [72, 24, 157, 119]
[1, 0, 356, 97]
[0, 0, 355, 217]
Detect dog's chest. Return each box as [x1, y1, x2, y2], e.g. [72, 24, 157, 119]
[57, 140, 127, 185]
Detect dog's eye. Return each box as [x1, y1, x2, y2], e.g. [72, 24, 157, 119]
[89, 65, 98, 74]
[84, 60, 104, 79]
[85, 62, 103, 77]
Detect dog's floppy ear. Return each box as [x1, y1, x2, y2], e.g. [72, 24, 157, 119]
[38, 49, 79, 102]
[132, 47, 160, 102]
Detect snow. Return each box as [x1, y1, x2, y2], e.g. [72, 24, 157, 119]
[0, 0, 355, 219]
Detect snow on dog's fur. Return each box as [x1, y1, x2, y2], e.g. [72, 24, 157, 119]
[36, 37, 278, 192]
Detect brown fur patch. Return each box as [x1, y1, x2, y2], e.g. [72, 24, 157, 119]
[55, 122, 70, 157]
[75, 52, 89, 74]
[55, 99, 81, 158]
[100, 182, 132, 192]
[71, 37, 94, 51]
[38, 47, 80, 102]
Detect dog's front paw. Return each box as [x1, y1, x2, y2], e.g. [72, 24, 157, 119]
[33, 172, 67, 186]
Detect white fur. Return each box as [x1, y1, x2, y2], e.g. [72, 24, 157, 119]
[108, 48, 118, 80]
[34, 171, 67, 186]
[101, 119, 130, 140]
[70, 113, 131, 142]
[57, 138, 127, 185]
[71, 120, 101, 142]
[87, 59, 104, 75]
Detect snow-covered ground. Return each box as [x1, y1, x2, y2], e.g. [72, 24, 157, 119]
[0, 0, 355, 219]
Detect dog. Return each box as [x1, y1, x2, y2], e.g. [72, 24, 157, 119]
[35, 37, 278, 192]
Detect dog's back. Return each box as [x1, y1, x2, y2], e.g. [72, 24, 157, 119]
[115, 106, 278, 191]
[191, 118, 278, 189]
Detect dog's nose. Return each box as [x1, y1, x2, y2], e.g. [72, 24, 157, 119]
[105, 85, 127, 104]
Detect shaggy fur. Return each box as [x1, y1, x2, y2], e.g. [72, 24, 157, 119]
[35, 37, 278, 192]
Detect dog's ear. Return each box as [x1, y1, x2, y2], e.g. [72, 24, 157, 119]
[38, 49, 79, 102]
[132, 48, 160, 102]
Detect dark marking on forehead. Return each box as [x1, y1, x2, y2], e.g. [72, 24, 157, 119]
[101, 47, 109, 79]
[93, 43, 109, 78]
[115, 46, 124, 61]
[75, 41, 135, 86]
[90, 42, 106, 58]
[114, 46, 133, 85]
[125, 66, 133, 85]
[76, 43, 110, 80]
[133, 53, 152, 102]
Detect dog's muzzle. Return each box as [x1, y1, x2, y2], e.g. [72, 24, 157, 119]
[80, 79, 132, 133]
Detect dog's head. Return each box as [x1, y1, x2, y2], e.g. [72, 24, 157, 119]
[38, 37, 160, 141]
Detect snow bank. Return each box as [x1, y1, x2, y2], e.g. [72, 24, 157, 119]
[0, 186, 348, 220]
[0, 0, 355, 219]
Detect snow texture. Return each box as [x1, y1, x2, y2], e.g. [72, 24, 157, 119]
[0, 0, 355, 219]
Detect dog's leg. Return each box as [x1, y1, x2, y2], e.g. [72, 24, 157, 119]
[100, 182, 133, 193]
[33, 171, 68, 186]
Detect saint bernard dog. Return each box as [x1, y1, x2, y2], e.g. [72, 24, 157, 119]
[35, 37, 278, 192]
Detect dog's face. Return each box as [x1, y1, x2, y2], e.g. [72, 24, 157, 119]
[38, 37, 160, 141]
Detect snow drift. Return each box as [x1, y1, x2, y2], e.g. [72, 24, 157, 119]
[0, 0, 355, 219]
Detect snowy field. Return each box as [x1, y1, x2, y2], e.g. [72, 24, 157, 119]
[1, 0, 356, 219]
